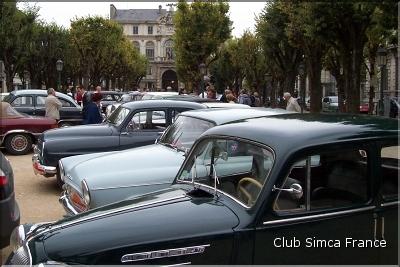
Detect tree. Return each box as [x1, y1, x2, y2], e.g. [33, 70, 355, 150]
[0, 1, 37, 91]
[173, 0, 231, 92]
[256, 2, 303, 101]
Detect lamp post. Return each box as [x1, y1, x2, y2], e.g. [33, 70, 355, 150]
[377, 46, 387, 116]
[298, 62, 305, 113]
[199, 63, 206, 98]
[264, 73, 272, 107]
[56, 59, 63, 91]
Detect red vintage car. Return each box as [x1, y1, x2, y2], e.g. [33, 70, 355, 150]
[0, 102, 57, 155]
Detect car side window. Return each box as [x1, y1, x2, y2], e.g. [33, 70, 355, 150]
[127, 110, 166, 131]
[58, 98, 73, 107]
[380, 145, 399, 201]
[273, 148, 369, 213]
[11, 96, 33, 107]
[36, 96, 46, 107]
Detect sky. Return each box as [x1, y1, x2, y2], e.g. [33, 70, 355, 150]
[18, 2, 267, 38]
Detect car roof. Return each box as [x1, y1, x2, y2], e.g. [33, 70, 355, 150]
[121, 99, 207, 109]
[98, 91, 123, 95]
[9, 89, 75, 99]
[180, 107, 292, 125]
[202, 113, 399, 154]
[202, 102, 250, 109]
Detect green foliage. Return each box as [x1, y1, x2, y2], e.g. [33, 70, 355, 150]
[173, 0, 231, 92]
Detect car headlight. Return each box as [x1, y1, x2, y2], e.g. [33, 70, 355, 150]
[10, 225, 25, 252]
[81, 180, 91, 207]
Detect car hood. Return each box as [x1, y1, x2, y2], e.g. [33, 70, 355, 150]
[44, 124, 113, 139]
[38, 187, 239, 263]
[66, 144, 185, 190]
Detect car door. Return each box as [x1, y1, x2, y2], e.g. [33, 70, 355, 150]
[375, 141, 398, 265]
[9, 95, 34, 115]
[119, 109, 167, 150]
[34, 95, 47, 116]
[58, 96, 81, 121]
[254, 143, 379, 264]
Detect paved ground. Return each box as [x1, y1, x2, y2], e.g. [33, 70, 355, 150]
[0, 151, 64, 264]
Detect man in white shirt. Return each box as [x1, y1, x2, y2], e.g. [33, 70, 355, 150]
[283, 92, 301, 113]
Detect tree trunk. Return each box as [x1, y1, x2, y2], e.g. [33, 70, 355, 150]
[308, 55, 323, 113]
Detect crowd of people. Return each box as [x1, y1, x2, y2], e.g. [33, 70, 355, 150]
[45, 85, 104, 125]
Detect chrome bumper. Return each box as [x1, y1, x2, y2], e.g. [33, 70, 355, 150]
[32, 153, 57, 176]
[59, 191, 79, 216]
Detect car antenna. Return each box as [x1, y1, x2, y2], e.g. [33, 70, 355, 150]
[212, 163, 220, 198]
[191, 155, 197, 188]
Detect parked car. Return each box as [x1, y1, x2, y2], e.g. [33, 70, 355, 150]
[7, 113, 398, 265]
[0, 92, 9, 101]
[141, 91, 178, 100]
[59, 108, 290, 215]
[321, 96, 339, 112]
[359, 102, 370, 114]
[32, 100, 209, 187]
[97, 91, 123, 114]
[0, 102, 57, 155]
[3, 89, 83, 127]
[0, 151, 20, 249]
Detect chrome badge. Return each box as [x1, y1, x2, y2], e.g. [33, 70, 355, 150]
[121, 244, 210, 263]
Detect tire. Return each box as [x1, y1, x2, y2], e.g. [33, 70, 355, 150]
[56, 166, 64, 189]
[4, 133, 33, 155]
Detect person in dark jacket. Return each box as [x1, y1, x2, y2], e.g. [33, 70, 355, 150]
[83, 93, 102, 124]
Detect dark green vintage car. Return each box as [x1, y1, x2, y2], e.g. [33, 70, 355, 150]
[7, 114, 399, 265]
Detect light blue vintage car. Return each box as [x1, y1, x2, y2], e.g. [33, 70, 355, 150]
[59, 108, 291, 215]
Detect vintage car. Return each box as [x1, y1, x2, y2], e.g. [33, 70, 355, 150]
[3, 89, 83, 127]
[321, 96, 339, 113]
[0, 102, 57, 155]
[59, 108, 289, 215]
[97, 90, 123, 114]
[7, 114, 398, 265]
[32, 100, 208, 186]
[105, 91, 143, 117]
[0, 151, 20, 249]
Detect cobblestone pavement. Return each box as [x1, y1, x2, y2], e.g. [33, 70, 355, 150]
[1, 151, 64, 264]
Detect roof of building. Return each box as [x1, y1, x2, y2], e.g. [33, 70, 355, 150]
[113, 8, 168, 23]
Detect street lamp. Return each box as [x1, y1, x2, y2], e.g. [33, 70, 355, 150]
[264, 73, 272, 107]
[56, 59, 63, 91]
[377, 46, 387, 116]
[298, 62, 305, 113]
[199, 63, 206, 98]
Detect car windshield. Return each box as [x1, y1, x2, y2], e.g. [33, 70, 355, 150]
[176, 137, 274, 208]
[0, 102, 24, 118]
[159, 116, 214, 151]
[107, 106, 130, 126]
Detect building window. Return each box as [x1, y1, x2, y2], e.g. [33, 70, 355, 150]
[147, 66, 152, 75]
[145, 41, 154, 60]
[148, 26, 153, 35]
[132, 25, 138, 35]
[164, 39, 174, 60]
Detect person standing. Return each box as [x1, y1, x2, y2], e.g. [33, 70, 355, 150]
[83, 93, 103, 124]
[238, 89, 252, 106]
[283, 92, 301, 112]
[45, 88, 62, 121]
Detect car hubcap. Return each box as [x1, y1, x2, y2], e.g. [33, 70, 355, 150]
[11, 135, 28, 152]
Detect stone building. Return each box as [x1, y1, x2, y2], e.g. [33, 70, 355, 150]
[110, 4, 179, 91]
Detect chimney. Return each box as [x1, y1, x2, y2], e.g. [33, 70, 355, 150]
[158, 5, 162, 14]
[110, 4, 117, 19]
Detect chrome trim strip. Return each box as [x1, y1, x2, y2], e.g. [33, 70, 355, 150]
[381, 201, 399, 207]
[38, 195, 186, 235]
[94, 181, 171, 191]
[162, 262, 191, 267]
[180, 180, 250, 209]
[263, 206, 376, 226]
[121, 244, 210, 263]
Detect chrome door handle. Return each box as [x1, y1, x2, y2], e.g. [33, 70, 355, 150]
[120, 132, 128, 136]
[381, 216, 385, 240]
[373, 213, 378, 240]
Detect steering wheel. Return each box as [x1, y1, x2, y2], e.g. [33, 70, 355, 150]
[237, 177, 263, 205]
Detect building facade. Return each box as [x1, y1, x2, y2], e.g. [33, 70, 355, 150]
[110, 4, 179, 91]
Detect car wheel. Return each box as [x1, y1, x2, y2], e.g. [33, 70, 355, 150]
[4, 133, 33, 155]
[58, 121, 73, 128]
[56, 166, 64, 189]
